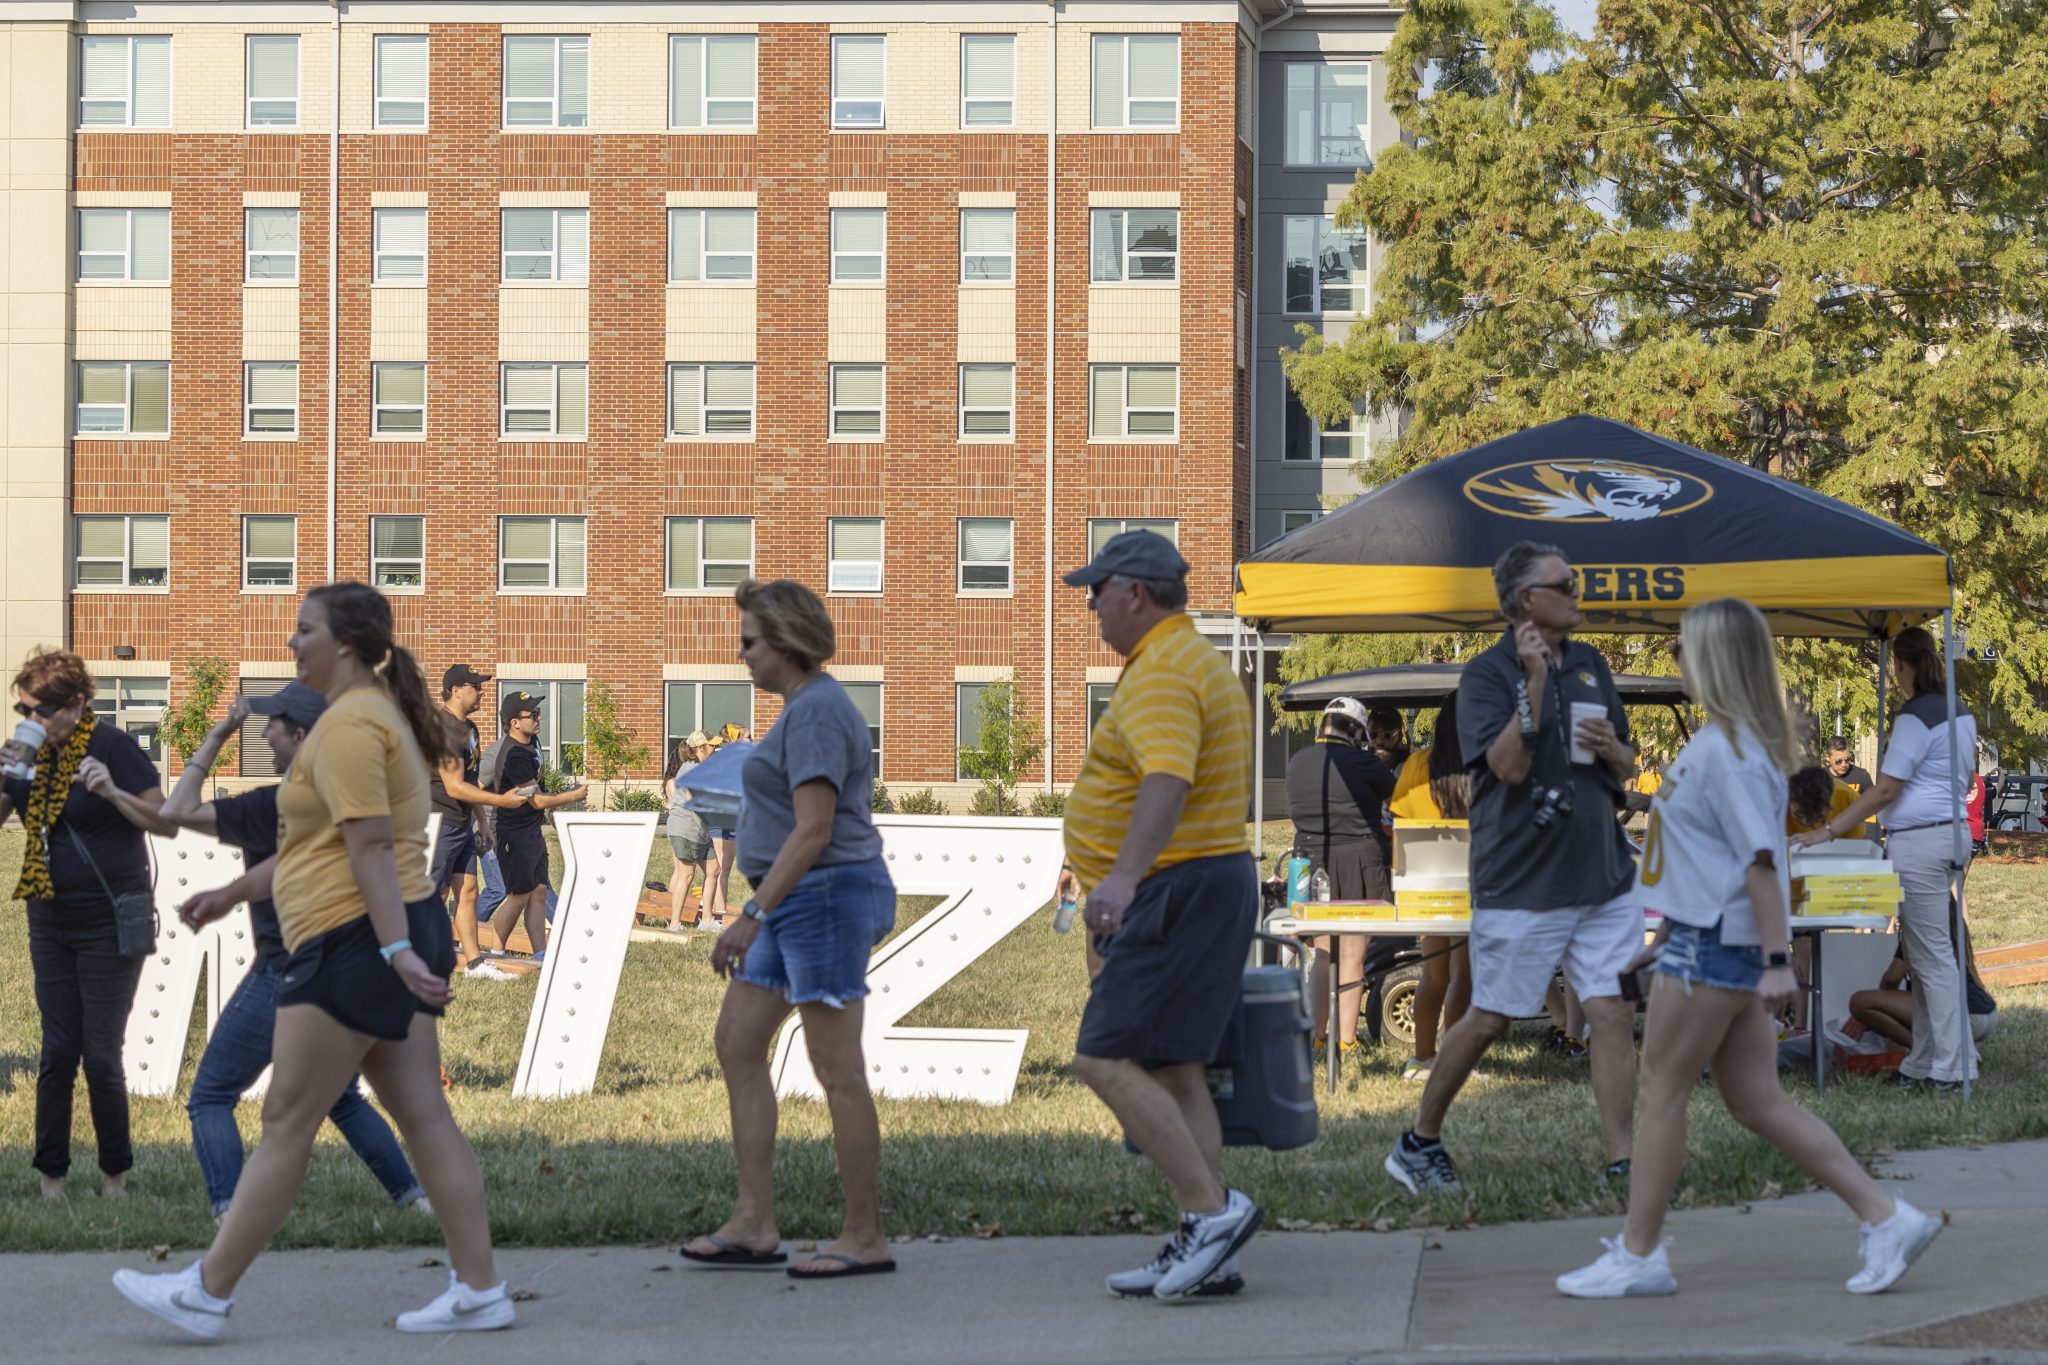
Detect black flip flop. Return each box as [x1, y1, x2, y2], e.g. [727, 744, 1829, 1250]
[678, 1234, 787, 1268]
[786, 1253, 897, 1280]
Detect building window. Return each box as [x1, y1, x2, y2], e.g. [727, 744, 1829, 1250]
[105, 677, 170, 763]
[1089, 208, 1179, 283]
[1283, 388, 1365, 463]
[1283, 215, 1368, 314]
[1087, 517, 1176, 556]
[503, 35, 589, 129]
[669, 34, 756, 128]
[839, 682, 884, 779]
[831, 35, 885, 128]
[244, 208, 299, 283]
[242, 515, 296, 589]
[246, 35, 300, 128]
[829, 364, 884, 438]
[76, 361, 169, 436]
[370, 515, 425, 589]
[1088, 365, 1178, 440]
[374, 35, 428, 127]
[498, 678, 586, 774]
[956, 683, 1000, 780]
[373, 208, 427, 282]
[1281, 509, 1321, 535]
[237, 678, 291, 778]
[500, 363, 587, 438]
[828, 518, 883, 592]
[1237, 37, 1254, 148]
[499, 516, 587, 593]
[665, 681, 754, 765]
[961, 34, 1015, 128]
[959, 364, 1015, 439]
[830, 209, 885, 283]
[244, 362, 298, 436]
[77, 209, 169, 283]
[668, 363, 755, 438]
[958, 518, 1013, 592]
[667, 208, 755, 283]
[960, 209, 1015, 283]
[666, 516, 754, 590]
[1087, 682, 1114, 738]
[502, 208, 588, 282]
[372, 363, 425, 436]
[1284, 62, 1369, 166]
[1090, 35, 1178, 129]
[74, 514, 168, 589]
[79, 35, 172, 129]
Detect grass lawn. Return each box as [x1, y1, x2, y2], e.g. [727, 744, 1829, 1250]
[2, 823, 2044, 1253]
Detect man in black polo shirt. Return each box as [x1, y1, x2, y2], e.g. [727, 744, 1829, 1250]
[481, 690, 583, 962]
[429, 665, 527, 981]
[1386, 542, 1641, 1196]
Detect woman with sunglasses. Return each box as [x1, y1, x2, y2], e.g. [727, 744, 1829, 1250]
[0, 648, 168, 1200]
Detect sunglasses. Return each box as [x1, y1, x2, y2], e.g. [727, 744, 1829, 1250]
[13, 700, 60, 720]
[740, 635, 759, 651]
[1527, 576, 1579, 599]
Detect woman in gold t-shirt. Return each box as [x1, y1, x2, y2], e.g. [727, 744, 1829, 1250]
[113, 584, 513, 1340]
[1386, 696, 1473, 1084]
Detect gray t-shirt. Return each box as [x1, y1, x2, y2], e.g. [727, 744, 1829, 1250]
[668, 761, 707, 844]
[738, 675, 882, 881]
[1456, 631, 1635, 911]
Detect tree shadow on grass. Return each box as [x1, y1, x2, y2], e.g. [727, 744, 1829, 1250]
[0, 1050, 36, 1096]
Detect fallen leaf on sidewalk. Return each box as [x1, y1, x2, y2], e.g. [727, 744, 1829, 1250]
[146, 1246, 169, 1262]
[650, 1265, 672, 1273]
[924, 1233, 952, 1243]
[1423, 1239, 1443, 1252]
[1372, 1218, 1394, 1233]
[417, 1257, 443, 1268]
[509, 1289, 538, 1302]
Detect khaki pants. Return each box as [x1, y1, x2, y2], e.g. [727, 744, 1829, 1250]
[1886, 824, 1978, 1083]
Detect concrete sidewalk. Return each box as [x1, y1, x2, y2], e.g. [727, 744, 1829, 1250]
[5, 1141, 2044, 1364]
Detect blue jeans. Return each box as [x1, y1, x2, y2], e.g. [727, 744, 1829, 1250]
[478, 848, 556, 925]
[188, 965, 422, 1216]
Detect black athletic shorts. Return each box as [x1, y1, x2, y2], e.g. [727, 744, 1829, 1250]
[497, 827, 548, 896]
[429, 820, 478, 892]
[278, 896, 456, 1042]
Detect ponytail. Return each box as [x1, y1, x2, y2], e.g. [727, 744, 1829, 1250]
[382, 642, 448, 769]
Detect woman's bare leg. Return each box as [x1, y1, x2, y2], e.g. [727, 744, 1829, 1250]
[1622, 977, 1747, 1256]
[683, 981, 792, 1256]
[789, 999, 890, 1270]
[359, 1016, 498, 1290]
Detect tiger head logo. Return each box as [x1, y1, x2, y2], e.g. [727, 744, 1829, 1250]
[1462, 460, 1712, 523]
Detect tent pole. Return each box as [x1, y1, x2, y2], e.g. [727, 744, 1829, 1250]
[1252, 630, 1265, 858]
[1875, 636, 1890, 752]
[1942, 610, 1972, 1104]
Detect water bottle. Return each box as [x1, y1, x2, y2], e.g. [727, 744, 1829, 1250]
[1053, 894, 1080, 934]
[1310, 868, 1332, 903]
[1284, 850, 1313, 907]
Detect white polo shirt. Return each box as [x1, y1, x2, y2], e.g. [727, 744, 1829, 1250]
[1634, 722, 1789, 947]
[1880, 693, 1978, 830]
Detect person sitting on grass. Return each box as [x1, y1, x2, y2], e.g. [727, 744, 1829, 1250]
[1849, 937, 1999, 1054]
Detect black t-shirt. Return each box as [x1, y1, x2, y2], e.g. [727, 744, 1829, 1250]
[428, 713, 481, 826]
[1284, 740, 1397, 861]
[3, 721, 158, 909]
[211, 785, 288, 972]
[493, 740, 543, 837]
[1456, 632, 1636, 911]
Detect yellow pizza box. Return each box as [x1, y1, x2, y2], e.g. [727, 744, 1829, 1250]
[1795, 896, 1901, 916]
[1396, 889, 1472, 918]
[1293, 899, 1401, 922]
[1794, 875, 1902, 897]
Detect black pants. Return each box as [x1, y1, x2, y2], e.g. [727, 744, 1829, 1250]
[27, 900, 145, 1178]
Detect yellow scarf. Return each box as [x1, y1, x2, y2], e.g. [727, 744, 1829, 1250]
[13, 709, 97, 901]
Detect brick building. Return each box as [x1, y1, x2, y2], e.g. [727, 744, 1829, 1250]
[0, 1, 1399, 798]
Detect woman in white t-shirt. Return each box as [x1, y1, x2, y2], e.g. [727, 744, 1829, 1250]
[1559, 599, 1941, 1301]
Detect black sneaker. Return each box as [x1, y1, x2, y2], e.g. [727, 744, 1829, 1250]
[1384, 1132, 1462, 1194]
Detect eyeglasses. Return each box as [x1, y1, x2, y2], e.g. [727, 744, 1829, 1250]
[12, 700, 59, 719]
[740, 635, 759, 651]
[1526, 575, 1579, 599]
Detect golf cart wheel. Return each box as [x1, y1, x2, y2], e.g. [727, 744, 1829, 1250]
[1378, 964, 1422, 1051]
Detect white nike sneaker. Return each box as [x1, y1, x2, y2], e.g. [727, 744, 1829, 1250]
[1556, 1236, 1678, 1298]
[1847, 1197, 1942, 1294]
[395, 1271, 515, 1333]
[1154, 1190, 1264, 1302]
[112, 1261, 232, 1340]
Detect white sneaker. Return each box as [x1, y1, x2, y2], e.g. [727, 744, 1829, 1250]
[112, 1261, 232, 1340]
[407, 1194, 435, 1216]
[395, 1271, 515, 1333]
[1848, 1198, 1942, 1294]
[1154, 1190, 1264, 1302]
[1556, 1236, 1677, 1298]
[1106, 1233, 1243, 1299]
[465, 961, 516, 981]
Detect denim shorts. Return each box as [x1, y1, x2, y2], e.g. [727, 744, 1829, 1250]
[735, 856, 896, 1008]
[1654, 919, 1764, 994]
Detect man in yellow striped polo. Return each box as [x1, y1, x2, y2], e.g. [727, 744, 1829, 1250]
[1062, 530, 1263, 1304]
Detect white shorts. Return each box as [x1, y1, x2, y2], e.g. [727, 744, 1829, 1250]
[1468, 894, 1645, 1018]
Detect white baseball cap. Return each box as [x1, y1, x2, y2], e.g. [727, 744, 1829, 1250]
[1322, 697, 1369, 729]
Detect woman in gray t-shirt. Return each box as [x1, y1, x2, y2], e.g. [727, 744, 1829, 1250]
[663, 736, 713, 932]
[684, 578, 897, 1281]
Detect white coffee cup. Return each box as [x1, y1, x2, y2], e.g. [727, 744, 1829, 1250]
[2, 717, 47, 780]
[1568, 702, 1606, 765]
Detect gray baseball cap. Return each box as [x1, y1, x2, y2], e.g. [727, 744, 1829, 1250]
[1061, 529, 1190, 589]
[246, 682, 328, 732]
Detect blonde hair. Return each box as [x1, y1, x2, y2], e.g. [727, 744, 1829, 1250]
[1679, 598, 1800, 774]
[733, 578, 835, 672]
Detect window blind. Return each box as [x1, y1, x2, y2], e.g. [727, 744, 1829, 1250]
[667, 518, 699, 586]
[831, 519, 882, 561]
[960, 518, 1010, 562]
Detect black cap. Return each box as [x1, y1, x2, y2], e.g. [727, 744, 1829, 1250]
[246, 682, 328, 733]
[443, 663, 489, 691]
[500, 689, 544, 723]
[1061, 529, 1191, 589]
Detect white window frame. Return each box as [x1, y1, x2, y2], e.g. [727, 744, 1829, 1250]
[1088, 364, 1179, 441]
[499, 363, 587, 439]
[665, 680, 756, 763]
[75, 360, 169, 437]
[829, 364, 885, 440]
[1283, 387, 1366, 463]
[502, 35, 589, 130]
[73, 514, 169, 592]
[668, 34, 757, 130]
[1281, 509, 1321, 535]
[666, 208, 756, 284]
[830, 34, 886, 129]
[76, 208, 170, 284]
[1091, 34, 1180, 130]
[372, 362, 426, 438]
[1087, 681, 1116, 739]
[498, 678, 586, 773]
[243, 362, 299, 437]
[107, 676, 171, 765]
[957, 517, 1014, 594]
[78, 35, 172, 130]
[664, 516, 755, 592]
[1283, 60, 1371, 168]
[667, 363, 756, 440]
[497, 516, 587, 594]
[956, 681, 1002, 780]
[369, 515, 425, 592]
[1087, 517, 1177, 557]
[501, 207, 589, 283]
[827, 517, 884, 593]
[958, 363, 1015, 440]
[244, 207, 299, 284]
[960, 208, 1015, 284]
[1089, 208, 1179, 283]
[829, 208, 886, 284]
[373, 208, 428, 284]
[245, 34, 300, 129]
[373, 34, 429, 128]
[1282, 214, 1369, 315]
[241, 514, 297, 591]
[960, 34, 1015, 129]
[838, 681, 884, 779]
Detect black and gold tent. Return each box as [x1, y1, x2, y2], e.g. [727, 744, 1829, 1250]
[1235, 416, 1950, 638]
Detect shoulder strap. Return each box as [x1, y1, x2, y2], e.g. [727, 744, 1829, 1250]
[61, 820, 124, 904]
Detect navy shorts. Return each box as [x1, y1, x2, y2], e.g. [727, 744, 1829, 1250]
[429, 821, 478, 891]
[734, 857, 896, 1008]
[278, 896, 456, 1042]
[497, 828, 548, 896]
[1078, 851, 1258, 1069]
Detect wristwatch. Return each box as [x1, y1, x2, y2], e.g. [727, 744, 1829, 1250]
[741, 899, 767, 923]
[1765, 950, 1791, 968]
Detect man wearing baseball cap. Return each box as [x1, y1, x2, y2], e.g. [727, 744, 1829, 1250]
[429, 666, 528, 980]
[479, 690, 583, 964]
[1061, 530, 1264, 1303]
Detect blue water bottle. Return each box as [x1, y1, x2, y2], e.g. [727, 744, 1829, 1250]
[1283, 848, 1314, 910]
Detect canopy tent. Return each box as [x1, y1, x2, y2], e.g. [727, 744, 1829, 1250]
[1277, 663, 1687, 713]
